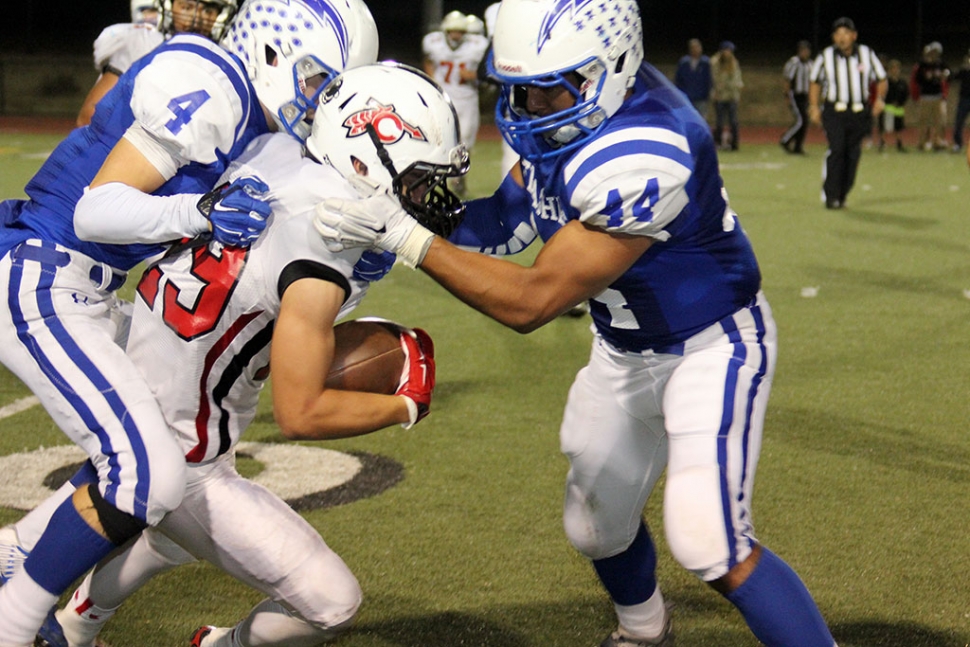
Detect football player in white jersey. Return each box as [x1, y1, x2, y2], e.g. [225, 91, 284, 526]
[0, 2, 378, 646]
[315, 1, 839, 646]
[38, 62, 461, 647]
[422, 10, 489, 194]
[131, 0, 160, 25]
[77, 0, 240, 127]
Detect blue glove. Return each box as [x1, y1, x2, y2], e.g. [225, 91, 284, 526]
[353, 250, 397, 282]
[197, 176, 271, 247]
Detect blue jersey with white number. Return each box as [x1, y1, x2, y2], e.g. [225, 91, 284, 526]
[456, 62, 761, 353]
[0, 34, 268, 270]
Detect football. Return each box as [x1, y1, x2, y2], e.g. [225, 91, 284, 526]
[325, 319, 406, 395]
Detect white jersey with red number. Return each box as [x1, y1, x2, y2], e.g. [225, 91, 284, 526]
[127, 133, 368, 464]
[422, 30, 489, 148]
[93, 22, 165, 75]
[421, 31, 489, 104]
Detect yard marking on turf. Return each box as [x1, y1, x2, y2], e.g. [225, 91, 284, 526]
[718, 162, 785, 171]
[0, 396, 39, 420]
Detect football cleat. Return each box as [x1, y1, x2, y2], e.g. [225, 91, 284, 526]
[34, 608, 67, 647]
[190, 626, 213, 647]
[190, 625, 233, 647]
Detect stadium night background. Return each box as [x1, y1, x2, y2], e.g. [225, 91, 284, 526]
[0, 0, 965, 66]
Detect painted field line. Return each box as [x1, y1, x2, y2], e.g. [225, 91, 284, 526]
[0, 396, 40, 421]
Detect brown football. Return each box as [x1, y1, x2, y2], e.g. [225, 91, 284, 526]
[325, 319, 406, 395]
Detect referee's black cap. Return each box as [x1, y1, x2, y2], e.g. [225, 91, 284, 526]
[832, 17, 856, 32]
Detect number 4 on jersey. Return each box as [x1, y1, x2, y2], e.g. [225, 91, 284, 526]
[165, 89, 211, 136]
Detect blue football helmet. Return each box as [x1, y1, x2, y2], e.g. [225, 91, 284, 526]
[489, 0, 643, 162]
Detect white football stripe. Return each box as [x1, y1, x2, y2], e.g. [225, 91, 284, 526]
[0, 396, 39, 421]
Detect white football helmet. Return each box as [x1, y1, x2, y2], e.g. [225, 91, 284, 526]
[440, 10, 467, 48]
[489, 0, 643, 161]
[221, 0, 379, 141]
[154, 0, 238, 39]
[131, 0, 159, 25]
[466, 14, 485, 36]
[307, 62, 470, 237]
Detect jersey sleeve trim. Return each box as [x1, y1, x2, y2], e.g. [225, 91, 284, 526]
[278, 260, 351, 303]
[123, 123, 185, 180]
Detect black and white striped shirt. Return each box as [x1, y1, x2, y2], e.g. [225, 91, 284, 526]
[810, 44, 886, 106]
[784, 56, 812, 95]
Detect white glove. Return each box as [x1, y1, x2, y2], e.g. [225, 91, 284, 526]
[346, 173, 384, 198]
[313, 191, 436, 267]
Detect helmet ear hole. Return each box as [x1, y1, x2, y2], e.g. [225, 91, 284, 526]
[615, 52, 628, 75]
[264, 45, 278, 67]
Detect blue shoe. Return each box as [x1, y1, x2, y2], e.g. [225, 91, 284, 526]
[34, 607, 68, 647]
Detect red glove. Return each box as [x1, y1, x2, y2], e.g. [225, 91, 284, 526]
[396, 327, 435, 428]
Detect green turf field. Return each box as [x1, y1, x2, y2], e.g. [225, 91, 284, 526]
[1, 132, 968, 646]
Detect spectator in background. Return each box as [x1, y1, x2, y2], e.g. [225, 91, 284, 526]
[674, 38, 712, 120]
[780, 40, 812, 154]
[951, 49, 970, 152]
[423, 10, 490, 196]
[910, 41, 950, 151]
[711, 40, 743, 151]
[879, 59, 909, 152]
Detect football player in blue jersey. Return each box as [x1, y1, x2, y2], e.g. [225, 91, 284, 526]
[313, 1, 838, 646]
[0, 1, 377, 645]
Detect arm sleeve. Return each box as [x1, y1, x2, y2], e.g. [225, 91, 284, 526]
[447, 173, 537, 255]
[74, 182, 210, 244]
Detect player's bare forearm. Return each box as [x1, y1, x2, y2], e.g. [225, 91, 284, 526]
[272, 280, 411, 439]
[420, 220, 652, 333]
[277, 388, 412, 440]
[89, 137, 168, 192]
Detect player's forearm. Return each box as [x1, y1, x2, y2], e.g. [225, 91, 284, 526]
[275, 390, 411, 440]
[419, 237, 565, 333]
[75, 182, 209, 244]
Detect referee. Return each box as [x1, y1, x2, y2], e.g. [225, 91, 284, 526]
[809, 17, 887, 209]
[780, 40, 812, 154]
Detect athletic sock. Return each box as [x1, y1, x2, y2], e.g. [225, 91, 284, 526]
[11, 462, 94, 553]
[592, 522, 657, 605]
[23, 493, 115, 595]
[0, 570, 58, 645]
[614, 587, 667, 639]
[726, 547, 835, 647]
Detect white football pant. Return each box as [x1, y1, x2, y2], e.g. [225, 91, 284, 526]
[0, 241, 185, 524]
[561, 292, 776, 582]
[61, 452, 361, 646]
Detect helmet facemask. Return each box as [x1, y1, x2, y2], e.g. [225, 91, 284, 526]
[364, 123, 469, 238]
[496, 57, 611, 161]
[276, 54, 341, 141]
[157, 0, 238, 40]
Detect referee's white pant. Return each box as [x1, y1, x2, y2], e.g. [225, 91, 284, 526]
[0, 240, 185, 524]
